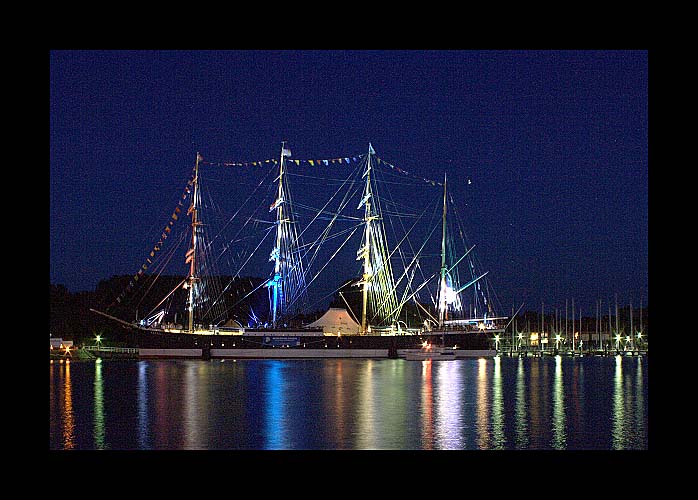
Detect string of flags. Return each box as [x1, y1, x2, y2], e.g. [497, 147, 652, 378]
[201, 153, 446, 187]
[200, 155, 365, 169]
[110, 169, 196, 308]
[373, 157, 444, 187]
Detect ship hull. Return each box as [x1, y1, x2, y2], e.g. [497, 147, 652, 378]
[120, 326, 499, 359]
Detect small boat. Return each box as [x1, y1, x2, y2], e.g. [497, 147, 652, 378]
[405, 345, 456, 360]
[404, 343, 497, 360]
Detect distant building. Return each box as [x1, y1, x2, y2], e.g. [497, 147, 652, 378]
[50, 338, 73, 349]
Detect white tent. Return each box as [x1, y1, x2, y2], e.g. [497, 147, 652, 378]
[306, 307, 360, 335]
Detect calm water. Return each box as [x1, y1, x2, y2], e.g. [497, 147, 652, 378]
[49, 355, 647, 450]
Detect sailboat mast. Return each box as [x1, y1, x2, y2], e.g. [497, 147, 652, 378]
[186, 152, 201, 334]
[630, 299, 633, 349]
[438, 174, 448, 328]
[572, 299, 575, 352]
[360, 144, 374, 335]
[615, 294, 619, 349]
[541, 302, 544, 352]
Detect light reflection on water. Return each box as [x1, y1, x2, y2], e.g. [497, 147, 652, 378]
[93, 359, 105, 449]
[58, 362, 75, 449]
[265, 361, 288, 450]
[515, 357, 529, 449]
[552, 355, 566, 449]
[50, 355, 648, 450]
[491, 356, 505, 449]
[436, 361, 464, 449]
[137, 361, 149, 449]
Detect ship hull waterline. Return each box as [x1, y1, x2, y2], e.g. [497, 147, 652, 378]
[119, 326, 502, 359]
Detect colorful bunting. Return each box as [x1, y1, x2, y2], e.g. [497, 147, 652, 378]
[200, 154, 364, 169]
[109, 168, 196, 310]
[200, 152, 445, 186]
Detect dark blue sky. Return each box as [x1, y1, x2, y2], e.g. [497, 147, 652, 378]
[50, 50, 648, 315]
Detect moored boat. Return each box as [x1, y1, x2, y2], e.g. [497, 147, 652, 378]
[91, 142, 507, 357]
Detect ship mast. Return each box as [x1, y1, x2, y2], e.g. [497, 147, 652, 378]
[268, 142, 291, 328]
[186, 152, 202, 333]
[358, 143, 376, 335]
[438, 173, 448, 328]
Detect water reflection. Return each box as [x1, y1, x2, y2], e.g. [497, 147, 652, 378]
[528, 358, 544, 448]
[551, 355, 566, 449]
[435, 361, 464, 449]
[612, 355, 625, 449]
[327, 360, 347, 447]
[183, 362, 206, 449]
[476, 358, 489, 449]
[420, 360, 434, 449]
[634, 357, 646, 446]
[153, 362, 174, 447]
[515, 357, 529, 449]
[387, 361, 408, 447]
[62, 362, 75, 449]
[137, 361, 150, 449]
[49, 357, 648, 450]
[491, 356, 505, 449]
[265, 361, 289, 450]
[93, 359, 105, 449]
[569, 361, 584, 446]
[355, 360, 376, 449]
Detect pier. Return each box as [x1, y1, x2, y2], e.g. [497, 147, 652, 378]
[497, 347, 647, 357]
[81, 346, 139, 359]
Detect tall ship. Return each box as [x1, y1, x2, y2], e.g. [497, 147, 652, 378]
[91, 143, 507, 358]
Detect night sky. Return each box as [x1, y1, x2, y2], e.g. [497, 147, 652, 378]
[50, 50, 648, 316]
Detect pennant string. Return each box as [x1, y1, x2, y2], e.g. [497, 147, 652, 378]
[199, 153, 445, 186]
[108, 168, 195, 311]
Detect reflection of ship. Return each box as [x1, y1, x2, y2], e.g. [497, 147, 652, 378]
[91, 143, 505, 358]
